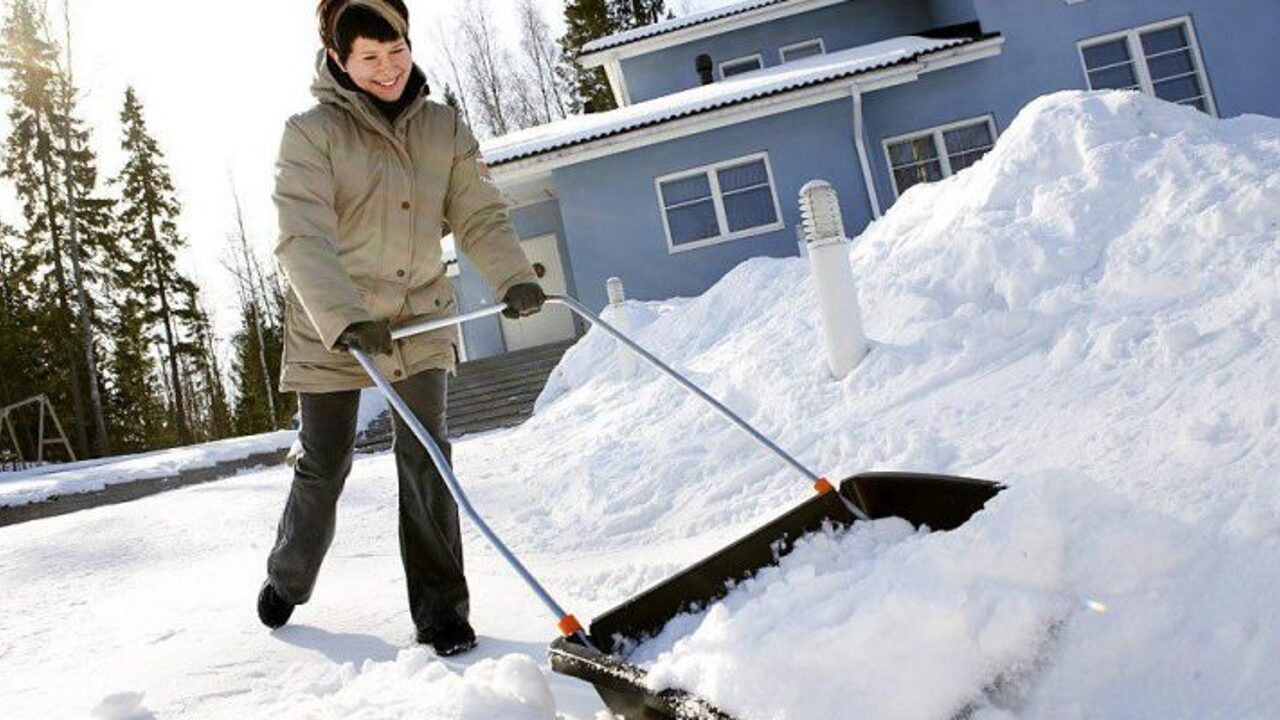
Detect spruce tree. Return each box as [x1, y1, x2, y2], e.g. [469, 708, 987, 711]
[1, 0, 94, 456]
[113, 87, 199, 444]
[0, 222, 40, 413]
[559, 0, 617, 113]
[103, 292, 168, 452]
[53, 3, 112, 453]
[559, 0, 668, 113]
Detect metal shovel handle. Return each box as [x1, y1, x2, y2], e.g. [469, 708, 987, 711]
[350, 347, 591, 646]
[393, 294, 869, 522]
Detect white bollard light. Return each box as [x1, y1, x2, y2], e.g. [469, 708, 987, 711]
[606, 277, 637, 381]
[799, 180, 868, 379]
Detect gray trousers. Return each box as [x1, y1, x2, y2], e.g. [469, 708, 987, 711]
[267, 369, 469, 631]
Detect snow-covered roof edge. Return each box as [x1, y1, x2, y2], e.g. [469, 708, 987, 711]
[580, 0, 811, 58]
[485, 33, 998, 168]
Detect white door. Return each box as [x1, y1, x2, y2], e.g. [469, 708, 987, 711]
[501, 234, 577, 352]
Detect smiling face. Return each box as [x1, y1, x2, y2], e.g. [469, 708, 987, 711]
[331, 36, 412, 102]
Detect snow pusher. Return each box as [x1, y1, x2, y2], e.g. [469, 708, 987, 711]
[351, 294, 1003, 720]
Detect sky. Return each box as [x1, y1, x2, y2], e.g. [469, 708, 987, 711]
[0, 0, 724, 357]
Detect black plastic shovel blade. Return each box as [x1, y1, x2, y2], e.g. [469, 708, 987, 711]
[549, 471, 1003, 720]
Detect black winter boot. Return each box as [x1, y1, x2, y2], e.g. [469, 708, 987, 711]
[257, 581, 295, 629]
[419, 621, 476, 657]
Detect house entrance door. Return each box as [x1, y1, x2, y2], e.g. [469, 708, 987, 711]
[500, 234, 576, 352]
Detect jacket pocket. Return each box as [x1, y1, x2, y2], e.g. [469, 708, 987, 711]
[404, 278, 456, 318]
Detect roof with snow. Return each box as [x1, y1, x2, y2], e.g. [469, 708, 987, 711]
[580, 0, 795, 56]
[482, 34, 986, 167]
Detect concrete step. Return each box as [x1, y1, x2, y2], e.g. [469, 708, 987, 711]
[357, 339, 576, 444]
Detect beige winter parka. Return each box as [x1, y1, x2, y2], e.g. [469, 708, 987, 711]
[273, 52, 535, 393]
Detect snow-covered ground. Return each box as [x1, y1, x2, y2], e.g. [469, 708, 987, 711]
[1, 91, 1277, 719]
[0, 391, 388, 509]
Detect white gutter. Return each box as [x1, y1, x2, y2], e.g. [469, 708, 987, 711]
[851, 84, 882, 220]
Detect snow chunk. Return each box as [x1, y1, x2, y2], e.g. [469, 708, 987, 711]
[264, 649, 556, 719]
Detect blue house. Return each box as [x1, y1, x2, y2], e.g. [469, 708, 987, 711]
[454, 0, 1280, 360]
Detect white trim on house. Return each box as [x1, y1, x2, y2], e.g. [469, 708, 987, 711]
[487, 36, 1005, 186]
[780, 38, 826, 63]
[1076, 15, 1218, 117]
[604, 59, 633, 107]
[579, 0, 849, 67]
[720, 53, 766, 79]
[881, 114, 998, 199]
[654, 152, 786, 254]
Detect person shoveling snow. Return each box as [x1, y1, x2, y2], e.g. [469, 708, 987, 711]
[259, 0, 547, 658]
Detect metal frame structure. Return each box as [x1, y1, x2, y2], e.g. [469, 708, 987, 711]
[0, 395, 77, 470]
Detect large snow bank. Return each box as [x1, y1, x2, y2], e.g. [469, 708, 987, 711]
[506, 91, 1280, 717]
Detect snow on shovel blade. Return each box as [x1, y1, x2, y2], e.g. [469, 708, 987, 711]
[549, 472, 1003, 720]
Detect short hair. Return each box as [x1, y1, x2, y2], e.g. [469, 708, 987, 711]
[317, 0, 410, 62]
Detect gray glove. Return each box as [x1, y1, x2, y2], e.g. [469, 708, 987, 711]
[502, 283, 547, 319]
[338, 320, 393, 356]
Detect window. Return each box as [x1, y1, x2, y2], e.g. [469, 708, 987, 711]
[656, 153, 784, 252]
[719, 54, 764, 79]
[883, 116, 998, 197]
[780, 38, 825, 63]
[1079, 17, 1216, 114]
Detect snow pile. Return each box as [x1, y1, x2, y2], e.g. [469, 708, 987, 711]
[261, 649, 556, 719]
[514, 91, 1280, 717]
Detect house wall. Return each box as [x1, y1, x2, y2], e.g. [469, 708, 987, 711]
[619, 0, 932, 104]
[926, 0, 978, 26]
[967, 0, 1280, 120]
[550, 99, 872, 311]
[858, 0, 1280, 216]
[455, 200, 576, 360]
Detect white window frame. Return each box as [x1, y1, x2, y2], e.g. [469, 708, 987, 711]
[1077, 15, 1217, 117]
[881, 114, 999, 199]
[655, 152, 786, 254]
[779, 38, 826, 64]
[719, 53, 765, 80]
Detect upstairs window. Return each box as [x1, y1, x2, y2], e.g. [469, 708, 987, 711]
[780, 38, 825, 63]
[883, 116, 998, 197]
[656, 153, 784, 253]
[1079, 17, 1216, 114]
[720, 54, 764, 79]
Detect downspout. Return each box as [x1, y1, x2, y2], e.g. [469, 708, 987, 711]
[850, 84, 883, 220]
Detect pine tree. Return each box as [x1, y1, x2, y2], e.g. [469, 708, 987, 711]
[52, 0, 111, 453]
[614, 0, 667, 28]
[559, 0, 667, 114]
[229, 303, 289, 436]
[0, 221, 40, 414]
[113, 87, 201, 445]
[559, 0, 617, 113]
[1, 0, 100, 457]
[103, 292, 169, 452]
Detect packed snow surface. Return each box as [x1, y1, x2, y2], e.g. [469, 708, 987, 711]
[1, 91, 1277, 719]
[0, 391, 388, 508]
[0, 430, 295, 508]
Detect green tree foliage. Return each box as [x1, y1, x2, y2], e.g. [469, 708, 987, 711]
[0, 0, 116, 457]
[113, 86, 207, 445]
[230, 299, 291, 436]
[559, 0, 668, 114]
[559, 0, 616, 113]
[102, 293, 169, 452]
